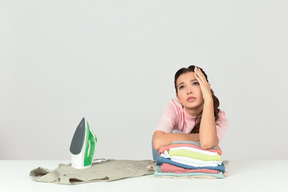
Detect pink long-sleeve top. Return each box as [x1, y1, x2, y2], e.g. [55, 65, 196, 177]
[154, 99, 228, 142]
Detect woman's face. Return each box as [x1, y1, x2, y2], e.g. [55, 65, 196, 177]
[176, 72, 204, 115]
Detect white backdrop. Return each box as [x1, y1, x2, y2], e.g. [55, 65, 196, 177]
[0, 0, 287, 160]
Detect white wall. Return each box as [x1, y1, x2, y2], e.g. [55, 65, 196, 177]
[0, 0, 287, 160]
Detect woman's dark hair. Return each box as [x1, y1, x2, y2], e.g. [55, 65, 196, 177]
[174, 65, 220, 133]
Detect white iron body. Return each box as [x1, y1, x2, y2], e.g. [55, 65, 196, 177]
[70, 117, 97, 169]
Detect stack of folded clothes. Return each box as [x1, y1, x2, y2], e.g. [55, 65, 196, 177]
[154, 141, 226, 179]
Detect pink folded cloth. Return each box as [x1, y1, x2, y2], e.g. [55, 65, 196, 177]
[160, 163, 220, 174]
[159, 143, 222, 155]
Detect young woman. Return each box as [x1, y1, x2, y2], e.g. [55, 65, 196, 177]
[152, 65, 228, 160]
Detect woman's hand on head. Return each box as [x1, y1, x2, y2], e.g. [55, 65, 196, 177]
[194, 66, 213, 101]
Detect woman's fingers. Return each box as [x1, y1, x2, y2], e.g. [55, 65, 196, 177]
[195, 67, 207, 84]
[195, 66, 211, 91]
[194, 71, 203, 85]
[194, 66, 213, 100]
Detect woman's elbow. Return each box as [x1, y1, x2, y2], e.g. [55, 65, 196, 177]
[200, 143, 215, 149]
[200, 138, 219, 149]
[153, 136, 163, 151]
[153, 141, 161, 151]
[153, 131, 165, 151]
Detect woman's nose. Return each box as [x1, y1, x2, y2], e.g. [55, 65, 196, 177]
[186, 85, 193, 94]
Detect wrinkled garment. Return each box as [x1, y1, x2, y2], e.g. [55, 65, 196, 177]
[30, 159, 156, 185]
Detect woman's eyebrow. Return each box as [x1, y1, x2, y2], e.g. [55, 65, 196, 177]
[177, 82, 184, 87]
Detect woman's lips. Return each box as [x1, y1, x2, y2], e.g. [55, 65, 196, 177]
[187, 97, 196, 102]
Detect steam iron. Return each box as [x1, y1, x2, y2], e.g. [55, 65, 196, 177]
[70, 117, 97, 169]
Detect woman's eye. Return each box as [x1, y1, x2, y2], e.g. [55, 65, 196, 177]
[179, 86, 185, 90]
[193, 82, 199, 86]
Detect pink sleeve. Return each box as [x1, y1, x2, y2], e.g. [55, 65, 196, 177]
[216, 110, 228, 142]
[154, 100, 177, 133]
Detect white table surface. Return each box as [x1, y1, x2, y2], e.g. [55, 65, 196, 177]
[0, 160, 288, 192]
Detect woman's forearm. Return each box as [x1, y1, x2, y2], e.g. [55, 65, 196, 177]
[199, 99, 219, 149]
[153, 131, 199, 151]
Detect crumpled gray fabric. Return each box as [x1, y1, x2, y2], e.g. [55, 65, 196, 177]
[30, 159, 156, 185]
